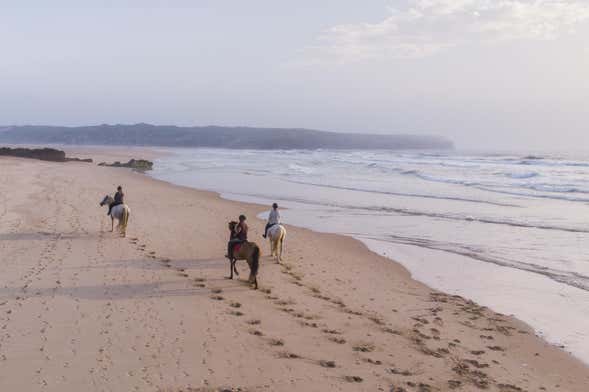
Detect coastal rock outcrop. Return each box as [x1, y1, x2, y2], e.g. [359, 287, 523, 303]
[0, 147, 93, 163]
[98, 159, 153, 171]
[0, 147, 67, 162]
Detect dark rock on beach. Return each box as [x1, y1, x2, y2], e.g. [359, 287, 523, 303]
[0, 147, 66, 162]
[0, 147, 93, 163]
[98, 158, 153, 171]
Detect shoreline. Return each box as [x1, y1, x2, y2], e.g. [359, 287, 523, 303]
[172, 181, 588, 364]
[1, 151, 588, 391]
[142, 152, 589, 373]
[153, 167, 589, 366]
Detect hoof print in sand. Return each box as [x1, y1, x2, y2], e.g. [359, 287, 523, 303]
[387, 367, 413, 376]
[268, 338, 284, 346]
[362, 358, 382, 365]
[328, 336, 346, 344]
[352, 342, 375, 353]
[487, 346, 505, 351]
[497, 383, 525, 391]
[277, 351, 299, 359]
[318, 360, 336, 368]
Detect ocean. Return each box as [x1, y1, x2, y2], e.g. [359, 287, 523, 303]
[149, 148, 589, 364]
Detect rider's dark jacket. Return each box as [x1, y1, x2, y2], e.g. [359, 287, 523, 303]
[114, 191, 124, 204]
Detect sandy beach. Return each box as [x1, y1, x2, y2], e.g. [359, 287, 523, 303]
[1, 151, 588, 392]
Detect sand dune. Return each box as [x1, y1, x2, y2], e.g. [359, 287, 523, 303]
[0, 153, 587, 391]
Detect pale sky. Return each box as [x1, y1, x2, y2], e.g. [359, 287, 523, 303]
[1, 0, 588, 150]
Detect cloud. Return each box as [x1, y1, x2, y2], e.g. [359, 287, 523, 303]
[305, 0, 589, 62]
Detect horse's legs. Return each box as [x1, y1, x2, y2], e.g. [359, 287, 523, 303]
[111, 217, 114, 232]
[229, 259, 239, 279]
[269, 238, 274, 259]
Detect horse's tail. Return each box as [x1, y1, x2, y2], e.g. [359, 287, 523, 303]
[122, 206, 129, 230]
[251, 245, 260, 277]
[280, 229, 286, 258]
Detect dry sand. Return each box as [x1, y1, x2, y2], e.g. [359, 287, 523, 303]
[0, 151, 588, 392]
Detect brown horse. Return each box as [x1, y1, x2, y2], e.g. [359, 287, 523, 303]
[227, 221, 260, 289]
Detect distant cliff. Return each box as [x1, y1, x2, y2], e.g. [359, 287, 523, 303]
[0, 124, 454, 150]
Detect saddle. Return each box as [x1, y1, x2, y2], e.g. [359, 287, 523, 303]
[232, 242, 245, 253]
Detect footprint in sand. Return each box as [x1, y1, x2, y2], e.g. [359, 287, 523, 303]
[318, 360, 336, 368]
[487, 345, 505, 351]
[268, 338, 284, 346]
[193, 278, 206, 287]
[362, 357, 382, 365]
[276, 351, 300, 359]
[249, 329, 264, 336]
[352, 342, 376, 353]
[327, 336, 346, 344]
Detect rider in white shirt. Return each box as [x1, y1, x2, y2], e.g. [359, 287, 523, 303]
[262, 203, 280, 238]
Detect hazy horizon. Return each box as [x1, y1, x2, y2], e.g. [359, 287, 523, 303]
[1, 1, 588, 150]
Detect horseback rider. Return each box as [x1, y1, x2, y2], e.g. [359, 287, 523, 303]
[227, 214, 248, 260]
[107, 185, 124, 216]
[262, 203, 280, 238]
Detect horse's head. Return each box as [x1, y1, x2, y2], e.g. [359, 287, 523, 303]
[100, 195, 113, 206]
[228, 221, 238, 232]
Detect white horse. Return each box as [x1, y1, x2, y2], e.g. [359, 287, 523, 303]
[267, 224, 286, 263]
[99, 195, 131, 237]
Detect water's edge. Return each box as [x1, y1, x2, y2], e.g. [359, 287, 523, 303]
[143, 167, 587, 366]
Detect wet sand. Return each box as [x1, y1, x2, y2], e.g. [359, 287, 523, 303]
[0, 151, 588, 391]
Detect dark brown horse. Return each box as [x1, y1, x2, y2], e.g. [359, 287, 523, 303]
[228, 221, 260, 289]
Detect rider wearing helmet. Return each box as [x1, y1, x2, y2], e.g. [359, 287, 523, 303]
[107, 186, 124, 216]
[227, 214, 248, 260]
[262, 203, 280, 238]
